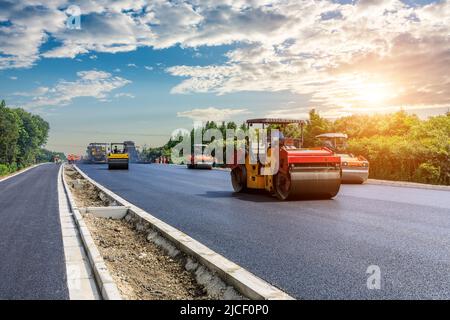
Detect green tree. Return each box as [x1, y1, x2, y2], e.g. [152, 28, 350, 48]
[0, 100, 21, 164]
[302, 109, 332, 147]
[0, 100, 51, 174]
[13, 108, 49, 166]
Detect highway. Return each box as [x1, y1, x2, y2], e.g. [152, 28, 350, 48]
[78, 163, 450, 299]
[0, 164, 69, 299]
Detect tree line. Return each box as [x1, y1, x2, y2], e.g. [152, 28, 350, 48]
[141, 109, 449, 185]
[0, 100, 62, 176]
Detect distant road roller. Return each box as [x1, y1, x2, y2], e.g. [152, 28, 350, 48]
[107, 143, 129, 170]
[187, 144, 216, 169]
[229, 119, 341, 200]
[316, 133, 369, 184]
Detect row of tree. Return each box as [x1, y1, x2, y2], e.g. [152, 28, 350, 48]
[0, 100, 56, 176]
[334, 111, 449, 185]
[141, 109, 449, 185]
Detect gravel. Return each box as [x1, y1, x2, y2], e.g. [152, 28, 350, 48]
[64, 165, 212, 300]
[83, 215, 211, 300]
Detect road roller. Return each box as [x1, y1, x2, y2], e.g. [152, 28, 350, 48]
[316, 133, 369, 184]
[229, 119, 342, 200]
[107, 143, 129, 170]
[187, 144, 216, 169]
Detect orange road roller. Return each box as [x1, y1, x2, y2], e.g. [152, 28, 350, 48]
[316, 133, 369, 184]
[229, 119, 342, 200]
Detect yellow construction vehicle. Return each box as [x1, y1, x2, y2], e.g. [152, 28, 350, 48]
[107, 143, 129, 170]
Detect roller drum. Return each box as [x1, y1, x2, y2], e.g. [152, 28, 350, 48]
[275, 169, 341, 200]
[108, 159, 129, 170]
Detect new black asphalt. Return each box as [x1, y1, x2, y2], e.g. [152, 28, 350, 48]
[78, 163, 450, 299]
[0, 164, 68, 299]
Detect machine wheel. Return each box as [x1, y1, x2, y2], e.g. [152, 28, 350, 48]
[231, 165, 247, 192]
[108, 162, 129, 170]
[275, 171, 340, 200]
[274, 172, 292, 200]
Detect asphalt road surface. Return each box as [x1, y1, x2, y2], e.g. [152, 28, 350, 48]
[0, 164, 68, 299]
[78, 163, 450, 299]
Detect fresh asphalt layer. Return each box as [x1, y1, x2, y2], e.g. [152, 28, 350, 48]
[0, 163, 68, 299]
[78, 163, 450, 299]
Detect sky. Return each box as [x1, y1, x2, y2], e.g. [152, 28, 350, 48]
[0, 0, 449, 154]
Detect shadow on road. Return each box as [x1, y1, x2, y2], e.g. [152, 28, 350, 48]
[198, 190, 335, 203]
[196, 190, 278, 202]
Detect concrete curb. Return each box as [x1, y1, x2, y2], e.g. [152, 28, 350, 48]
[367, 179, 450, 191]
[74, 164, 294, 300]
[61, 165, 122, 300]
[58, 165, 101, 300]
[0, 162, 48, 183]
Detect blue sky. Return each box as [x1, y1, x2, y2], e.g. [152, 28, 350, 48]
[0, 0, 448, 154]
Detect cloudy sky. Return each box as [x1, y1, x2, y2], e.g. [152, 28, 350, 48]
[0, 0, 449, 153]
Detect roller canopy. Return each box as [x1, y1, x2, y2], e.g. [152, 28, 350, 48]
[246, 118, 305, 125]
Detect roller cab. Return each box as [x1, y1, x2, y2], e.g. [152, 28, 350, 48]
[107, 143, 129, 170]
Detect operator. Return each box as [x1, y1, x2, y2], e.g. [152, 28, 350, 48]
[113, 146, 118, 154]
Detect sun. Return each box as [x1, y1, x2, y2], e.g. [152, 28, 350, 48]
[329, 74, 398, 112]
[356, 82, 394, 106]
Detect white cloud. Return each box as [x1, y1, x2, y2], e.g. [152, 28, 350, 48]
[177, 107, 250, 121]
[13, 86, 49, 97]
[144, 66, 153, 71]
[127, 63, 137, 68]
[0, 1, 67, 68]
[1, 0, 449, 114]
[24, 70, 130, 107]
[9, 76, 18, 80]
[165, 0, 450, 113]
[114, 92, 135, 98]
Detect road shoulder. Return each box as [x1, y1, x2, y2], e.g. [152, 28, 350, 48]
[366, 179, 450, 191]
[58, 165, 101, 300]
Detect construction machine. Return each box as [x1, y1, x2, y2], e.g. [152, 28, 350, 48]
[86, 143, 109, 163]
[187, 144, 216, 169]
[107, 143, 129, 170]
[229, 119, 342, 200]
[316, 133, 369, 183]
[124, 141, 139, 162]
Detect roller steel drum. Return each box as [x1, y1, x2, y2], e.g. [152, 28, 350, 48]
[275, 169, 341, 200]
[108, 158, 129, 170]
